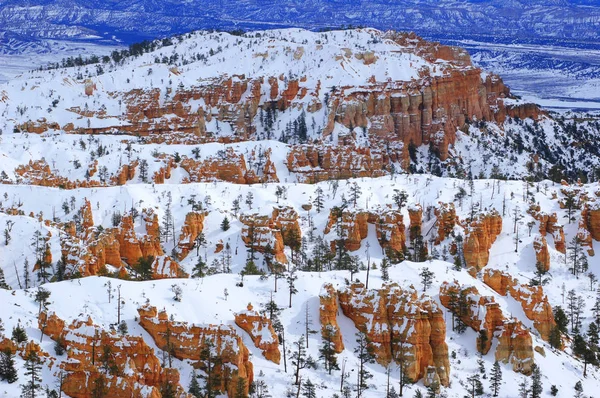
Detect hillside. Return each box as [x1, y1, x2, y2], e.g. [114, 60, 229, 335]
[0, 28, 599, 398]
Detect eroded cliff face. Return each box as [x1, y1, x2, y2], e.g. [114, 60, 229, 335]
[337, 282, 450, 387]
[176, 211, 206, 260]
[324, 207, 406, 261]
[59, 201, 185, 279]
[38, 312, 190, 398]
[14, 32, 541, 182]
[434, 202, 457, 244]
[529, 206, 566, 253]
[439, 281, 534, 375]
[234, 304, 280, 364]
[319, 284, 344, 353]
[138, 305, 253, 397]
[483, 269, 556, 342]
[461, 210, 502, 275]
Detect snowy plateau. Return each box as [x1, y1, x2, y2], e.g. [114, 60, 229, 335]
[0, 27, 599, 398]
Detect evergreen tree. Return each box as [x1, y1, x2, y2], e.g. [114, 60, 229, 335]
[0, 266, 10, 289]
[12, 324, 27, 343]
[34, 287, 51, 316]
[466, 373, 484, 397]
[286, 270, 298, 308]
[530, 364, 543, 398]
[0, 347, 18, 383]
[419, 267, 434, 291]
[518, 378, 529, 398]
[220, 217, 230, 231]
[91, 375, 108, 398]
[252, 379, 272, 398]
[318, 324, 339, 374]
[414, 391, 423, 398]
[192, 256, 206, 278]
[530, 261, 550, 286]
[290, 335, 316, 385]
[313, 187, 324, 213]
[549, 326, 563, 349]
[20, 350, 43, 398]
[550, 385, 558, 396]
[198, 338, 222, 397]
[489, 361, 502, 397]
[350, 182, 362, 207]
[135, 256, 155, 280]
[387, 386, 399, 398]
[188, 372, 201, 398]
[301, 378, 316, 398]
[381, 257, 390, 282]
[354, 331, 374, 397]
[553, 306, 569, 334]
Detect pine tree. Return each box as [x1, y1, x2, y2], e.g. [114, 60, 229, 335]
[530, 364, 543, 398]
[301, 378, 316, 398]
[313, 187, 324, 213]
[318, 325, 339, 374]
[188, 373, 201, 397]
[419, 267, 434, 291]
[135, 255, 154, 280]
[20, 350, 43, 398]
[381, 257, 390, 281]
[0, 347, 18, 383]
[198, 338, 222, 398]
[286, 270, 298, 308]
[466, 373, 484, 397]
[387, 386, 399, 398]
[354, 331, 374, 397]
[518, 378, 529, 398]
[290, 335, 316, 385]
[489, 361, 502, 397]
[549, 326, 563, 349]
[91, 375, 108, 398]
[0, 266, 10, 289]
[220, 217, 230, 231]
[252, 379, 272, 398]
[192, 256, 206, 278]
[350, 182, 362, 207]
[12, 324, 27, 343]
[34, 287, 51, 316]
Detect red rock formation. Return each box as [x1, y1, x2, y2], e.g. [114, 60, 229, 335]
[234, 304, 280, 364]
[533, 235, 550, 271]
[286, 144, 398, 183]
[434, 203, 456, 244]
[408, 204, 423, 241]
[338, 282, 450, 387]
[439, 281, 534, 374]
[38, 312, 190, 398]
[324, 207, 406, 260]
[462, 210, 502, 275]
[138, 306, 253, 396]
[583, 203, 600, 242]
[529, 206, 566, 254]
[177, 211, 206, 260]
[319, 284, 344, 353]
[483, 269, 555, 342]
[240, 207, 301, 264]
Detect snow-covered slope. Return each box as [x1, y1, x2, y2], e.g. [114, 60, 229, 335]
[0, 27, 600, 398]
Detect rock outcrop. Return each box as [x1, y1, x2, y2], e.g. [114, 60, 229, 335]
[338, 282, 450, 387]
[439, 281, 534, 375]
[324, 207, 406, 261]
[533, 235, 550, 271]
[408, 204, 423, 241]
[138, 306, 253, 397]
[234, 304, 280, 364]
[529, 206, 566, 254]
[38, 312, 190, 398]
[319, 284, 344, 353]
[462, 210, 502, 275]
[583, 203, 600, 243]
[483, 270, 556, 341]
[177, 211, 206, 260]
[434, 203, 457, 244]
